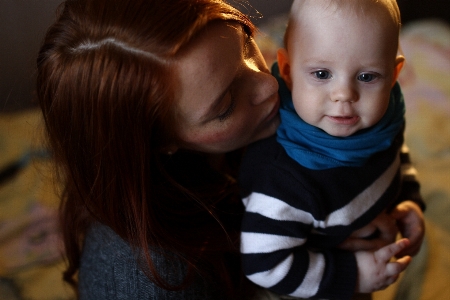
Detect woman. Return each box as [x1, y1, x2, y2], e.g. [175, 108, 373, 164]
[37, 0, 279, 298]
[36, 0, 423, 299]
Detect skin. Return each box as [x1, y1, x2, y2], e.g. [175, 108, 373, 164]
[171, 21, 280, 154]
[277, 0, 424, 293]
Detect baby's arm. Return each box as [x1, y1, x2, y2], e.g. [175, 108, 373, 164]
[355, 238, 411, 293]
[241, 194, 357, 300]
[393, 144, 425, 256]
[341, 144, 426, 257]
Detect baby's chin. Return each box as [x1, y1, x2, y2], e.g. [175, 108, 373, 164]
[321, 126, 360, 137]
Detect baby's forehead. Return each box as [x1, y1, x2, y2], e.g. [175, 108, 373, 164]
[290, 0, 400, 24]
[287, 0, 400, 42]
[285, 0, 401, 59]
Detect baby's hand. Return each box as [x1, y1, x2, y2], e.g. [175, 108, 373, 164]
[355, 238, 411, 293]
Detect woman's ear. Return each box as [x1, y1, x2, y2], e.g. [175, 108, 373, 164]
[392, 55, 405, 87]
[277, 48, 293, 90]
[160, 144, 179, 156]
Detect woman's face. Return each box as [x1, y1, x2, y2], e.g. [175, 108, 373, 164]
[172, 21, 280, 153]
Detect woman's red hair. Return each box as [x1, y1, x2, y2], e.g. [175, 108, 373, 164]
[36, 0, 256, 298]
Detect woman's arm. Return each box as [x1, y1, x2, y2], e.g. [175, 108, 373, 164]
[79, 224, 221, 300]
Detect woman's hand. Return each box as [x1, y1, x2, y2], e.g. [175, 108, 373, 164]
[391, 200, 425, 257]
[339, 211, 398, 251]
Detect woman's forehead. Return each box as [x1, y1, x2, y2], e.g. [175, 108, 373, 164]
[173, 22, 243, 123]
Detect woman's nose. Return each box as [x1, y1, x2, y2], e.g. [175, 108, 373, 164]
[247, 69, 279, 106]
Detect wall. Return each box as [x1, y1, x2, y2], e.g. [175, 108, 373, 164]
[0, 0, 62, 111]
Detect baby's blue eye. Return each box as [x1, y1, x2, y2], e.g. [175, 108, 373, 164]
[313, 70, 331, 80]
[358, 73, 376, 82]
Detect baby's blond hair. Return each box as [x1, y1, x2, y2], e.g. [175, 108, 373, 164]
[285, 0, 401, 48]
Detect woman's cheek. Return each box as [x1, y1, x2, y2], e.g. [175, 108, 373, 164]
[195, 130, 230, 145]
[180, 125, 239, 151]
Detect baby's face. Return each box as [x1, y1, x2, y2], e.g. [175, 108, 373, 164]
[285, 2, 401, 137]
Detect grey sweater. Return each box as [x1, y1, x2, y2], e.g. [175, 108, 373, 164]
[79, 224, 223, 299]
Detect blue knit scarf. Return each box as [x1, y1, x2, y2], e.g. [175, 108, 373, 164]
[274, 63, 405, 170]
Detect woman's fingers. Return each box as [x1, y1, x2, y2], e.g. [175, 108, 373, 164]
[339, 237, 381, 251]
[391, 201, 425, 257]
[339, 211, 399, 252]
[374, 212, 398, 243]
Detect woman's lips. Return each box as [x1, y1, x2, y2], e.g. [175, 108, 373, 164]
[264, 93, 280, 123]
[327, 115, 360, 125]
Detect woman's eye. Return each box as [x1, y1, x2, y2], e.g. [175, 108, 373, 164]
[358, 73, 377, 82]
[313, 70, 331, 80]
[217, 91, 236, 121]
[218, 100, 236, 121]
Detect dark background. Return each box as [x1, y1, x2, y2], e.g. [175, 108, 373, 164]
[1, 0, 449, 112]
[247, 0, 450, 25]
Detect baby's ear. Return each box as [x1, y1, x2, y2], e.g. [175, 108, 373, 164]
[392, 55, 405, 87]
[277, 48, 293, 90]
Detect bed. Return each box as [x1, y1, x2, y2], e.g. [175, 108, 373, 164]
[0, 1, 449, 299]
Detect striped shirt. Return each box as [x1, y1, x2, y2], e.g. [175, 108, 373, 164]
[239, 133, 423, 299]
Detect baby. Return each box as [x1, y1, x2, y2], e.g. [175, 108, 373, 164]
[239, 0, 425, 299]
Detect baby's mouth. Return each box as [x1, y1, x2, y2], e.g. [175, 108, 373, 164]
[327, 115, 360, 125]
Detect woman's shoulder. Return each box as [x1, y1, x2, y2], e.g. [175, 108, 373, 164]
[82, 222, 130, 255]
[80, 223, 135, 271]
[79, 223, 153, 299]
[79, 223, 219, 299]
